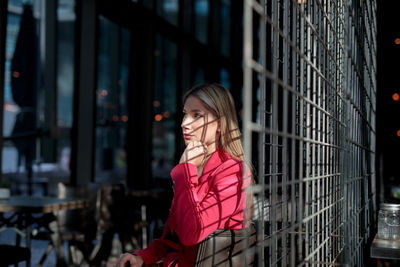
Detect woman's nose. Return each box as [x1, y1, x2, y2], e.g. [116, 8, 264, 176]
[181, 116, 190, 129]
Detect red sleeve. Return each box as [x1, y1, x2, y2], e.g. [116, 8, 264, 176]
[133, 219, 179, 265]
[134, 239, 168, 265]
[170, 159, 244, 246]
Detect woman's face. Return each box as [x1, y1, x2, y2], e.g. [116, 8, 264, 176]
[181, 95, 220, 150]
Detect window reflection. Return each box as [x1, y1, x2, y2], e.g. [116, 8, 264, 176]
[3, 1, 37, 177]
[56, 0, 76, 175]
[156, 0, 179, 26]
[95, 17, 130, 182]
[2, 0, 74, 195]
[57, 0, 75, 128]
[3, 3, 23, 138]
[2, 8, 22, 173]
[152, 34, 177, 180]
[194, 0, 209, 44]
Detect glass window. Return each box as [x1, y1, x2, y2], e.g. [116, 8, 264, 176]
[3, 2, 23, 138]
[156, 0, 179, 26]
[95, 16, 130, 182]
[152, 34, 177, 180]
[2, 0, 79, 194]
[2, 1, 24, 174]
[3, 1, 42, 178]
[220, 68, 230, 90]
[193, 67, 205, 85]
[194, 0, 209, 44]
[57, 0, 75, 128]
[56, 0, 76, 173]
[220, 0, 230, 57]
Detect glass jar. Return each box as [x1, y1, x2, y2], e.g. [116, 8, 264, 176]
[377, 203, 400, 239]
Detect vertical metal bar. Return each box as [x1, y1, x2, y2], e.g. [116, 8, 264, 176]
[242, 1, 257, 265]
[270, 0, 279, 265]
[304, 0, 312, 264]
[281, 0, 289, 265]
[71, 0, 97, 185]
[0, 0, 7, 177]
[41, 0, 58, 163]
[290, 1, 298, 265]
[259, 0, 267, 265]
[298, 0, 305, 263]
[243, 0, 253, 172]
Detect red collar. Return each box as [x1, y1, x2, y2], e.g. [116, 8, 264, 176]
[200, 147, 230, 178]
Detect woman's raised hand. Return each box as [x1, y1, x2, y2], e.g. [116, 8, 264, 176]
[179, 140, 207, 167]
[114, 253, 144, 267]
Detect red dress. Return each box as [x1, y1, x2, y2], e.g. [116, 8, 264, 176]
[134, 147, 252, 266]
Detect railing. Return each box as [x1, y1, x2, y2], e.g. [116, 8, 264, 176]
[243, 0, 377, 266]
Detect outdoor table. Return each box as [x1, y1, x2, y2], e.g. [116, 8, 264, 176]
[0, 196, 89, 267]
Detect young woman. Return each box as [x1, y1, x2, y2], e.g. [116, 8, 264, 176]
[115, 83, 252, 267]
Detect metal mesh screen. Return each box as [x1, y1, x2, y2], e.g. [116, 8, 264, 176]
[243, 0, 377, 266]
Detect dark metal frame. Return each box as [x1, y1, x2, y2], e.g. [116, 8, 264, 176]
[0, 0, 7, 177]
[243, 0, 377, 266]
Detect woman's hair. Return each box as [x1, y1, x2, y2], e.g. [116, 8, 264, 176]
[183, 83, 244, 161]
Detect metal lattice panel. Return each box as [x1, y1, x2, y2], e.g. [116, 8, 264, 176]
[243, 0, 377, 266]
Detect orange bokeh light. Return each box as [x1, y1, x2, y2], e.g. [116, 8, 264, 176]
[395, 38, 400, 45]
[154, 114, 163, 121]
[121, 115, 128, 122]
[163, 111, 170, 118]
[153, 100, 160, 107]
[12, 71, 20, 78]
[100, 90, 108, 97]
[397, 130, 400, 137]
[4, 103, 19, 112]
[393, 93, 400, 102]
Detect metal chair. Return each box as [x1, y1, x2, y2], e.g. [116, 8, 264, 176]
[89, 183, 145, 265]
[194, 224, 256, 267]
[34, 182, 98, 266]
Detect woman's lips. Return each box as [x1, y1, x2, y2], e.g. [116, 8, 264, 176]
[183, 134, 193, 140]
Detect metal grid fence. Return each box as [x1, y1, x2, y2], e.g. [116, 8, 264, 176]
[243, 0, 377, 266]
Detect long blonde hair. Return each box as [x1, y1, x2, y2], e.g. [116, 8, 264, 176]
[183, 83, 244, 161]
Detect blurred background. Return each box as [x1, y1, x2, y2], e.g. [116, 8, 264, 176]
[1, 0, 239, 193]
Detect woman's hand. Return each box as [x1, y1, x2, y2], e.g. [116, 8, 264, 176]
[114, 253, 144, 267]
[179, 140, 207, 167]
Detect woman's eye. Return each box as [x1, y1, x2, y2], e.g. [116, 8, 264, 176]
[194, 113, 202, 118]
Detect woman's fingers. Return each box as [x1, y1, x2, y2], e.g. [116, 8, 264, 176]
[187, 141, 207, 161]
[180, 141, 207, 166]
[114, 253, 144, 267]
